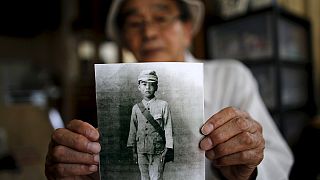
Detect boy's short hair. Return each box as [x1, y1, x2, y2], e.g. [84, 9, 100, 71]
[138, 81, 158, 89]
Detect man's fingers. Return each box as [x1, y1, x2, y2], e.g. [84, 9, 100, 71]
[51, 145, 100, 165]
[46, 163, 98, 178]
[210, 147, 264, 167]
[199, 107, 265, 180]
[201, 107, 249, 135]
[200, 117, 259, 150]
[66, 119, 99, 141]
[205, 131, 264, 160]
[52, 128, 101, 154]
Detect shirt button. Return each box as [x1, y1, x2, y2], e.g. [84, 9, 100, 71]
[145, 128, 148, 130]
[146, 121, 149, 123]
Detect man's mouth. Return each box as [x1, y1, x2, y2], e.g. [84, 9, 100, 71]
[141, 48, 163, 57]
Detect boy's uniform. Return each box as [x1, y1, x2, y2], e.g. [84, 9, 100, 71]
[127, 70, 173, 180]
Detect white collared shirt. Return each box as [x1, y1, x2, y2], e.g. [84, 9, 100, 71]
[185, 52, 293, 180]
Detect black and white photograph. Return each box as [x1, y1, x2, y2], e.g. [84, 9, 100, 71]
[95, 63, 204, 180]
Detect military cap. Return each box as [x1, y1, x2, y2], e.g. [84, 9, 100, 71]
[138, 70, 158, 82]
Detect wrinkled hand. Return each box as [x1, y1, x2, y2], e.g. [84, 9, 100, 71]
[200, 107, 265, 180]
[45, 119, 101, 180]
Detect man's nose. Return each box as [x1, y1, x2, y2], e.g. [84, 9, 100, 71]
[142, 21, 158, 40]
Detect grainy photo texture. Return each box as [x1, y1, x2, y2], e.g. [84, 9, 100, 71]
[95, 63, 204, 180]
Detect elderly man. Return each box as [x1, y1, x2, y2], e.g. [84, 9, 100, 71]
[45, 0, 293, 179]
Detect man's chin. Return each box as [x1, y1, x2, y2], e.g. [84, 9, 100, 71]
[139, 58, 171, 62]
[139, 54, 179, 62]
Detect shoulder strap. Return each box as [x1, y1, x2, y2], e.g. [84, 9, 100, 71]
[137, 102, 166, 142]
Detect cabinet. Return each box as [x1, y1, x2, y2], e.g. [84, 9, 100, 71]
[206, 7, 316, 145]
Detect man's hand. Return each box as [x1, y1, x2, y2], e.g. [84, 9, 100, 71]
[45, 119, 101, 180]
[200, 107, 265, 180]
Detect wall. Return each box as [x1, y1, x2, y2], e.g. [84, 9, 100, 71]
[277, 0, 320, 113]
[306, 0, 320, 113]
[0, 105, 53, 180]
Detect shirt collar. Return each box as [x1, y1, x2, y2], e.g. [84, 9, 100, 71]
[142, 97, 156, 105]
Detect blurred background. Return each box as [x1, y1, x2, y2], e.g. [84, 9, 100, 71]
[0, 0, 319, 179]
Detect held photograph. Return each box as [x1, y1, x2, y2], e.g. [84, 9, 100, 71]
[95, 63, 204, 180]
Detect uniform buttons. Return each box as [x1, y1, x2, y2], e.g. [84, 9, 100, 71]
[146, 121, 149, 123]
[145, 128, 148, 130]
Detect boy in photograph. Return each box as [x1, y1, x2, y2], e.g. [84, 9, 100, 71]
[127, 70, 173, 180]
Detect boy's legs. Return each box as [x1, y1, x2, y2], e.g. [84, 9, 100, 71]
[138, 153, 150, 180]
[149, 154, 165, 180]
[138, 153, 165, 180]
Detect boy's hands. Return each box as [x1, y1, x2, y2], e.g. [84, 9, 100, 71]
[200, 107, 265, 180]
[45, 120, 101, 180]
[133, 152, 138, 164]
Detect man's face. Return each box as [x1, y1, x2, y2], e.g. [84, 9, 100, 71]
[138, 81, 157, 99]
[120, 0, 192, 62]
